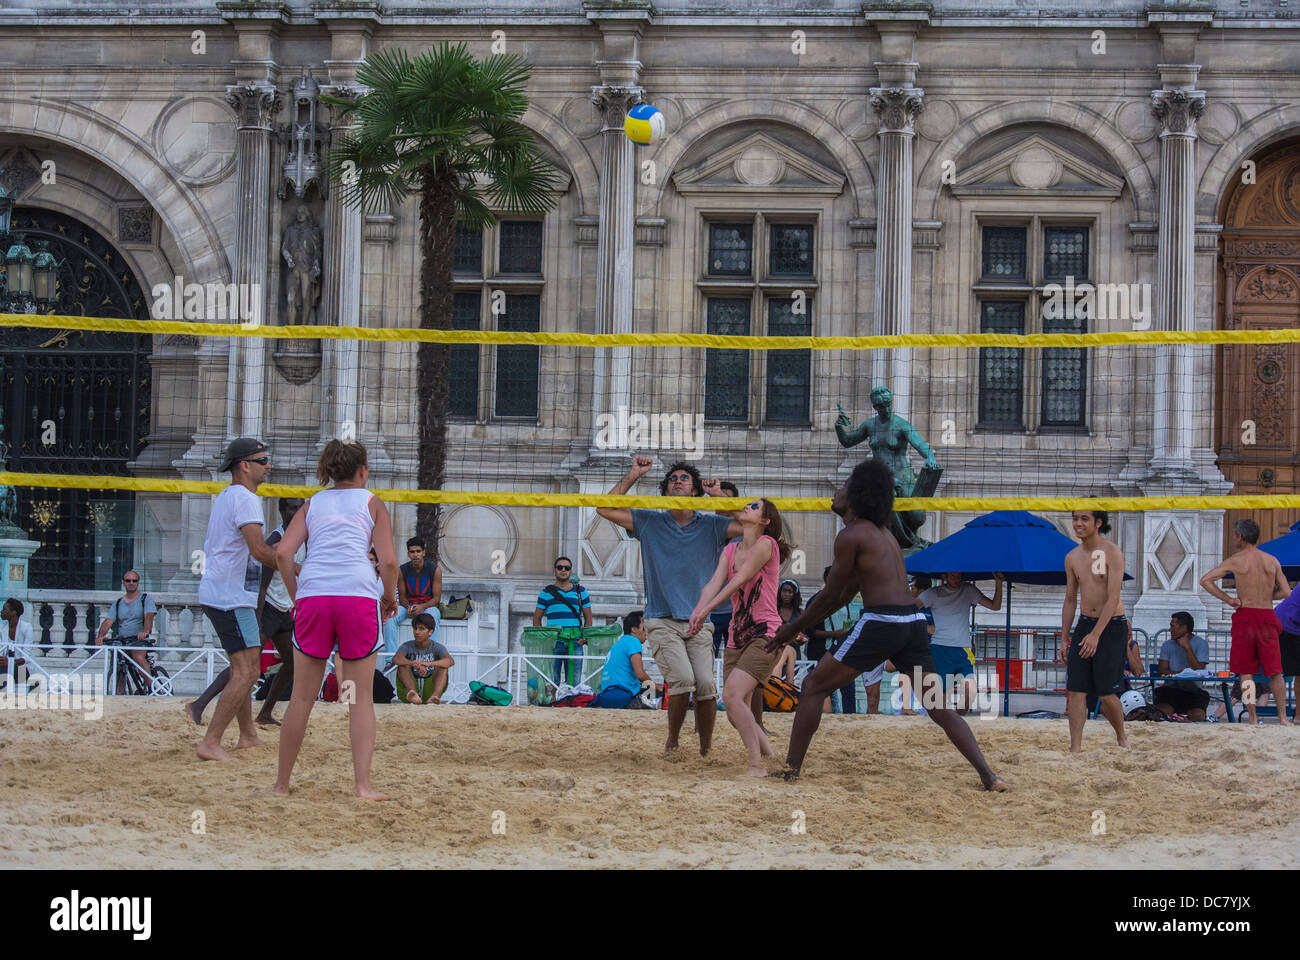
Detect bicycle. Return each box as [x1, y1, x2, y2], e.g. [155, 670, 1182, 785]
[106, 637, 172, 696]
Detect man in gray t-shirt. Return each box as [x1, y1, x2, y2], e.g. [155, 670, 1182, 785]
[596, 457, 741, 755]
[94, 570, 157, 690]
[1154, 611, 1211, 721]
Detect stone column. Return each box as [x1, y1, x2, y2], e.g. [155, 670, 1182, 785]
[321, 85, 366, 444]
[224, 83, 282, 437]
[1150, 83, 1204, 477]
[589, 83, 643, 448]
[869, 84, 923, 420]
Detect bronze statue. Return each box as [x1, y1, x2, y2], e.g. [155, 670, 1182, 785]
[835, 385, 942, 552]
[0, 423, 26, 539]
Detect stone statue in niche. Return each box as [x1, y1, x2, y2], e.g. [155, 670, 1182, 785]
[281, 204, 322, 325]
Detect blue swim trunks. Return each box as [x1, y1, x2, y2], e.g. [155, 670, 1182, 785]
[930, 643, 975, 678]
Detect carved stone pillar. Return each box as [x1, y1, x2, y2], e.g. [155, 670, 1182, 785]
[870, 85, 923, 419]
[589, 84, 643, 449]
[1150, 84, 1204, 476]
[224, 82, 282, 437]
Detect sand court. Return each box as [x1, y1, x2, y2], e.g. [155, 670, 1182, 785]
[2, 699, 1297, 869]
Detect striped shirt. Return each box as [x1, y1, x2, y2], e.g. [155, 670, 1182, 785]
[535, 584, 591, 628]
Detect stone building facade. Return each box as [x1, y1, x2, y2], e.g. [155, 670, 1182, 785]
[2, 0, 1299, 659]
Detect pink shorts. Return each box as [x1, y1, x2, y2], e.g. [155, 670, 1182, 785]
[293, 595, 382, 661]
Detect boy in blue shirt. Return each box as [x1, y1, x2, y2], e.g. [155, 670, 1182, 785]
[592, 611, 659, 708]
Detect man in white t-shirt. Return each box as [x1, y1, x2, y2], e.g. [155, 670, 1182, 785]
[194, 438, 280, 762]
[918, 571, 1003, 714]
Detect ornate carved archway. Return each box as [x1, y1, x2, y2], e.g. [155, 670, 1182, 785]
[0, 206, 151, 590]
[1217, 140, 1300, 547]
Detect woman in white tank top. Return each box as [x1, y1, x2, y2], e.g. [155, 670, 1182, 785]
[273, 440, 399, 800]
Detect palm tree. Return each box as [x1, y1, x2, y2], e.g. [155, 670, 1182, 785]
[324, 43, 558, 564]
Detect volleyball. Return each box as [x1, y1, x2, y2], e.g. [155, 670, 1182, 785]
[624, 103, 664, 145]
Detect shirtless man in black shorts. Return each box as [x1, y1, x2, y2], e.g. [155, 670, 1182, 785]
[766, 458, 1006, 791]
[1061, 509, 1129, 751]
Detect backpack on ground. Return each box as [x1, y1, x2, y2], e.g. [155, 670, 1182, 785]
[761, 676, 799, 712]
[468, 680, 513, 706]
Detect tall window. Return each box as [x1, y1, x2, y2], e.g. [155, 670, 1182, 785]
[975, 221, 1089, 431]
[450, 220, 544, 420]
[700, 217, 815, 425]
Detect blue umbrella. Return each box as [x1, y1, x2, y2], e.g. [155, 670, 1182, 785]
[1260, 520, 1300, 580]
[905, 510, 1133, 716]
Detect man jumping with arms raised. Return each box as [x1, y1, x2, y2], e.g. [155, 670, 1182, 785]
[765, 458, 1006, 790]
[1199, 518, 1292, 726]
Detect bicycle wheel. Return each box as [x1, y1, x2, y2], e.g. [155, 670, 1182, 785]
[150, 665, 172, 697]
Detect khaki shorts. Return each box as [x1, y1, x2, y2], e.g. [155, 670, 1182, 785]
[723, 643, 777, 686]
[645, 618, 716, 699]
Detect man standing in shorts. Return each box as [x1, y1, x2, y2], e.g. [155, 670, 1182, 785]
[1061, 509, 1129, 752]
[765, 459, 1005, 790]
[1199, 518, 1292, 726]
[196, 438, 280, 761]
[596, 456, 741, 755]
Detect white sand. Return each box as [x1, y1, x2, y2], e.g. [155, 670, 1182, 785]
[2, 700, 1297, 868]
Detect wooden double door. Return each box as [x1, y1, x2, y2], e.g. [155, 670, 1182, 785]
[1217, 141, 1300, 547]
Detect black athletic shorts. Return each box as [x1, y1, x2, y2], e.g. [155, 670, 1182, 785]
[833, 606, 934, 676]
[260, 602, 294, 638]
[1153, 684, 1211, 714]
[1280, 630, 1300, 677]
[1067, 615, 1128, 697]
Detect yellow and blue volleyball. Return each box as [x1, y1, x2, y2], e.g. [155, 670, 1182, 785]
[624, 104, 665, 145]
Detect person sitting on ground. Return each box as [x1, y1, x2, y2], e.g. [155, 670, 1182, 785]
[1152, 611, 1211, 721]
[393, 613, 454, 704]
[1, 598, 33, 684]
[591, 610, 660, 708]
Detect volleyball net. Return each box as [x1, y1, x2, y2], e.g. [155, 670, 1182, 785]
[1, 310, 1298, 590]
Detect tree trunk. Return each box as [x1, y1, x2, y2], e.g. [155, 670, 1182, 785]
[416, 166, 456, 566]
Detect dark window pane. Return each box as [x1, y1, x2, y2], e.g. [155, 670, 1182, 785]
[449, 291, 480, 418]
[769, 224, 813, 277]
[1041, 304, 1086, 426]
[705, 298, 750, 421]
[708, 222, 753, 277]
[499, 221, 542, 274]
[495, 294, 540, 418]
[1044, 227, 1088, 281]
[765, 297, 810, 424]
[978, 301, 1024, 428]
[454, 224, 483, 274]
[981, 226, 1026, 281]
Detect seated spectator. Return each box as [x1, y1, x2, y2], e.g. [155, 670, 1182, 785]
[533, 555, 592, 686]
[1153, 611, 1211, 721]
[591, 610, 659, 708]
[771, 642, 798, 686]
[1, 597, 33, 683]
[393, 613, 454, 704]
[94, 571, 156, 691]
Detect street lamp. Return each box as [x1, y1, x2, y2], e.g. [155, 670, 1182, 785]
[0, 171, 61, 313]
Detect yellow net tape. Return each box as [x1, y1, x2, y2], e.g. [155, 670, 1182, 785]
[4, 473, 1300, 512]
[4, 312, 1300, 349]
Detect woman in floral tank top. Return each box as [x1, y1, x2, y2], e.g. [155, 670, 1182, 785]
[688, 498, 791, 777]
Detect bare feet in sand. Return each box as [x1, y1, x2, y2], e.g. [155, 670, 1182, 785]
[355, 786, 390, 801]
[184, 701, 203, 725]
[405, 690, 422, 704]
[234, 735, 265, 750]
[255, 715, 281, 727]
[982, 774, 1008, 792]
[745, 766, 768, 778]
[196, 741, 235, 761]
